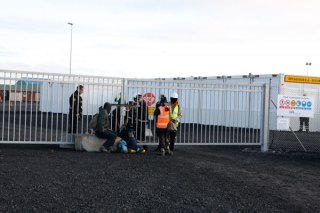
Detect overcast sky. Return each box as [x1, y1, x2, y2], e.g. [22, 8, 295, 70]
[0, 0, 319, 78]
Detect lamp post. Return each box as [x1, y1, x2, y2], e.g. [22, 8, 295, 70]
[67, 22, 73, 75]
[305, 62, 311, 76]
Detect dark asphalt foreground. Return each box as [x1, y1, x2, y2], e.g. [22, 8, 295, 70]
[0, 145, 319, 213]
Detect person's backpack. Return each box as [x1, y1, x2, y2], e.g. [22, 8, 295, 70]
[89, 113, 99, 132]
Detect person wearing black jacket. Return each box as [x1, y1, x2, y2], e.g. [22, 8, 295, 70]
[135, 94, 148, 141]
[95, 102, 125, 152]
[68, 85, 84, 133]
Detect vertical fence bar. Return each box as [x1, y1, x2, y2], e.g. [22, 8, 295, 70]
[34, 76, 39, 141]
[8, 73, 11, 141]
[199, 89, 202, 143]
[1, 72, 6, 141]
[192, 83, 196, 143]
[59, 76, 64, 142]
[50, 81, 54, 142]
[54, 78, 59, 142]
[228, 85, 231, 143]
[18, 78, 22, 141]
[220, 84, 224, 143]
[248, 86, 251, 144]
[261, 83, 270, 152]
[65, 78, 70, 139]
[227, 85, 230, 143]
[216, 86, 220, 143]
[232, 85, 236, 143]
[221, 84, 225, 143]
[205, 87, 208, 144]
[13, 73, 17, 141]
[79, 77, 83, 135]
[187, 83, 191, 144]
[257, 87, 262, 143]
[29, 76, 34, 141]
[240, 85, 243, 143]
[76, 76, 80, 135]
[182, 84, 186, 144]
[208, 85, 212, 144]
[256, 86, 259, 143]
[196, 88, 199, 143]
[224, 85, 227, 144]
[23, 77, 28, 141]
[236, 85, 240, 143]
[212, 86, 216, 144]
[45, 77, 49, 141]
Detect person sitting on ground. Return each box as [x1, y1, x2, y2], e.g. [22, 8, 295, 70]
[95, 102, 128, 153]
[118, 123, 147, 153]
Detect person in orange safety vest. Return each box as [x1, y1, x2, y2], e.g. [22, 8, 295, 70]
[154, 96, 171, 156]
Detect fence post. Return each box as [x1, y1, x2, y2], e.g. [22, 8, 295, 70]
[120, 78, 126, 127]
[261, 83, 270, 152]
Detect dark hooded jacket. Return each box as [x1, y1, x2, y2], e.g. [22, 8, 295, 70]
[96, 106, 111, 133]
[69, 90, 83, 116]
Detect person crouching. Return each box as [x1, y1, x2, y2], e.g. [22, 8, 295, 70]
[95, 102, 128, 153]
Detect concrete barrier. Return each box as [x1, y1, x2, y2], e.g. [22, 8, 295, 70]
[74, 134, 106, 152]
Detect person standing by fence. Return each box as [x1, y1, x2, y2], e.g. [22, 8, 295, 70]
[168, 92, 182, 151]
[68, 85, 84, 133]
[298, 93, 310, 133]
[154, 96, 171, 156]
[135, 94, 148, 141]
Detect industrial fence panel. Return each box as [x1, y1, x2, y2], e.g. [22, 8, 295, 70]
[269, 82, 320, 152]
[0, 70, 268, 148]
[124, 79, 267, 146]
[0, 70, 123, 144]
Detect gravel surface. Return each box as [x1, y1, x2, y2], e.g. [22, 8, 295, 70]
[0, 145, 319, 213]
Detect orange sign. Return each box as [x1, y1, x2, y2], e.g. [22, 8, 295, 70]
[284, 75, 320, 84]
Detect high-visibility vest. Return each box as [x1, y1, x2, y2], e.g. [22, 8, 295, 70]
[170, 105, 180, 126]
[156, 106, 170, 129]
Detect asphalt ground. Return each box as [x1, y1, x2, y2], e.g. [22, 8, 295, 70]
[0, 145, 319, 213]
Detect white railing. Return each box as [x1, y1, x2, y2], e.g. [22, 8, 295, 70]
[0, 70, 267, 148]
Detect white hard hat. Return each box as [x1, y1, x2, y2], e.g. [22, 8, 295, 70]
[170, 92, 178, 99]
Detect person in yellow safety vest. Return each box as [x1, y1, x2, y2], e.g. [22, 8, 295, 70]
[168, 92, 182, 151]
[154, 96, 171, 156]
[114, 95, 121, 105]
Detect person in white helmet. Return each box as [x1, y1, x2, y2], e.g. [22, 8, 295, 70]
[168, 92, 182, 151]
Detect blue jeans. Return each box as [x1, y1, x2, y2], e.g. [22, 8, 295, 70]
[126, 137, 138, 150]
[95, 130, 117, 147]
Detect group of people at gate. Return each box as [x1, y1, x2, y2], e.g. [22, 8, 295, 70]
[68, 85, 182, 155]
[153, 92, 182, 156]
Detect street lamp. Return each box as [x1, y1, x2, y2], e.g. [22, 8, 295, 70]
[67, 22, 73, 75]
[305, 62, 311, 76]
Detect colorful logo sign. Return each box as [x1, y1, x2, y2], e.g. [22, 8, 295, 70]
[277, 95, 314, 118]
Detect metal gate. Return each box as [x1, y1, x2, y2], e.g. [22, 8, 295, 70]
[0, 70, 269, 151]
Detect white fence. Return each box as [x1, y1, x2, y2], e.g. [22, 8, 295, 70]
[0, 70, 269, 149]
